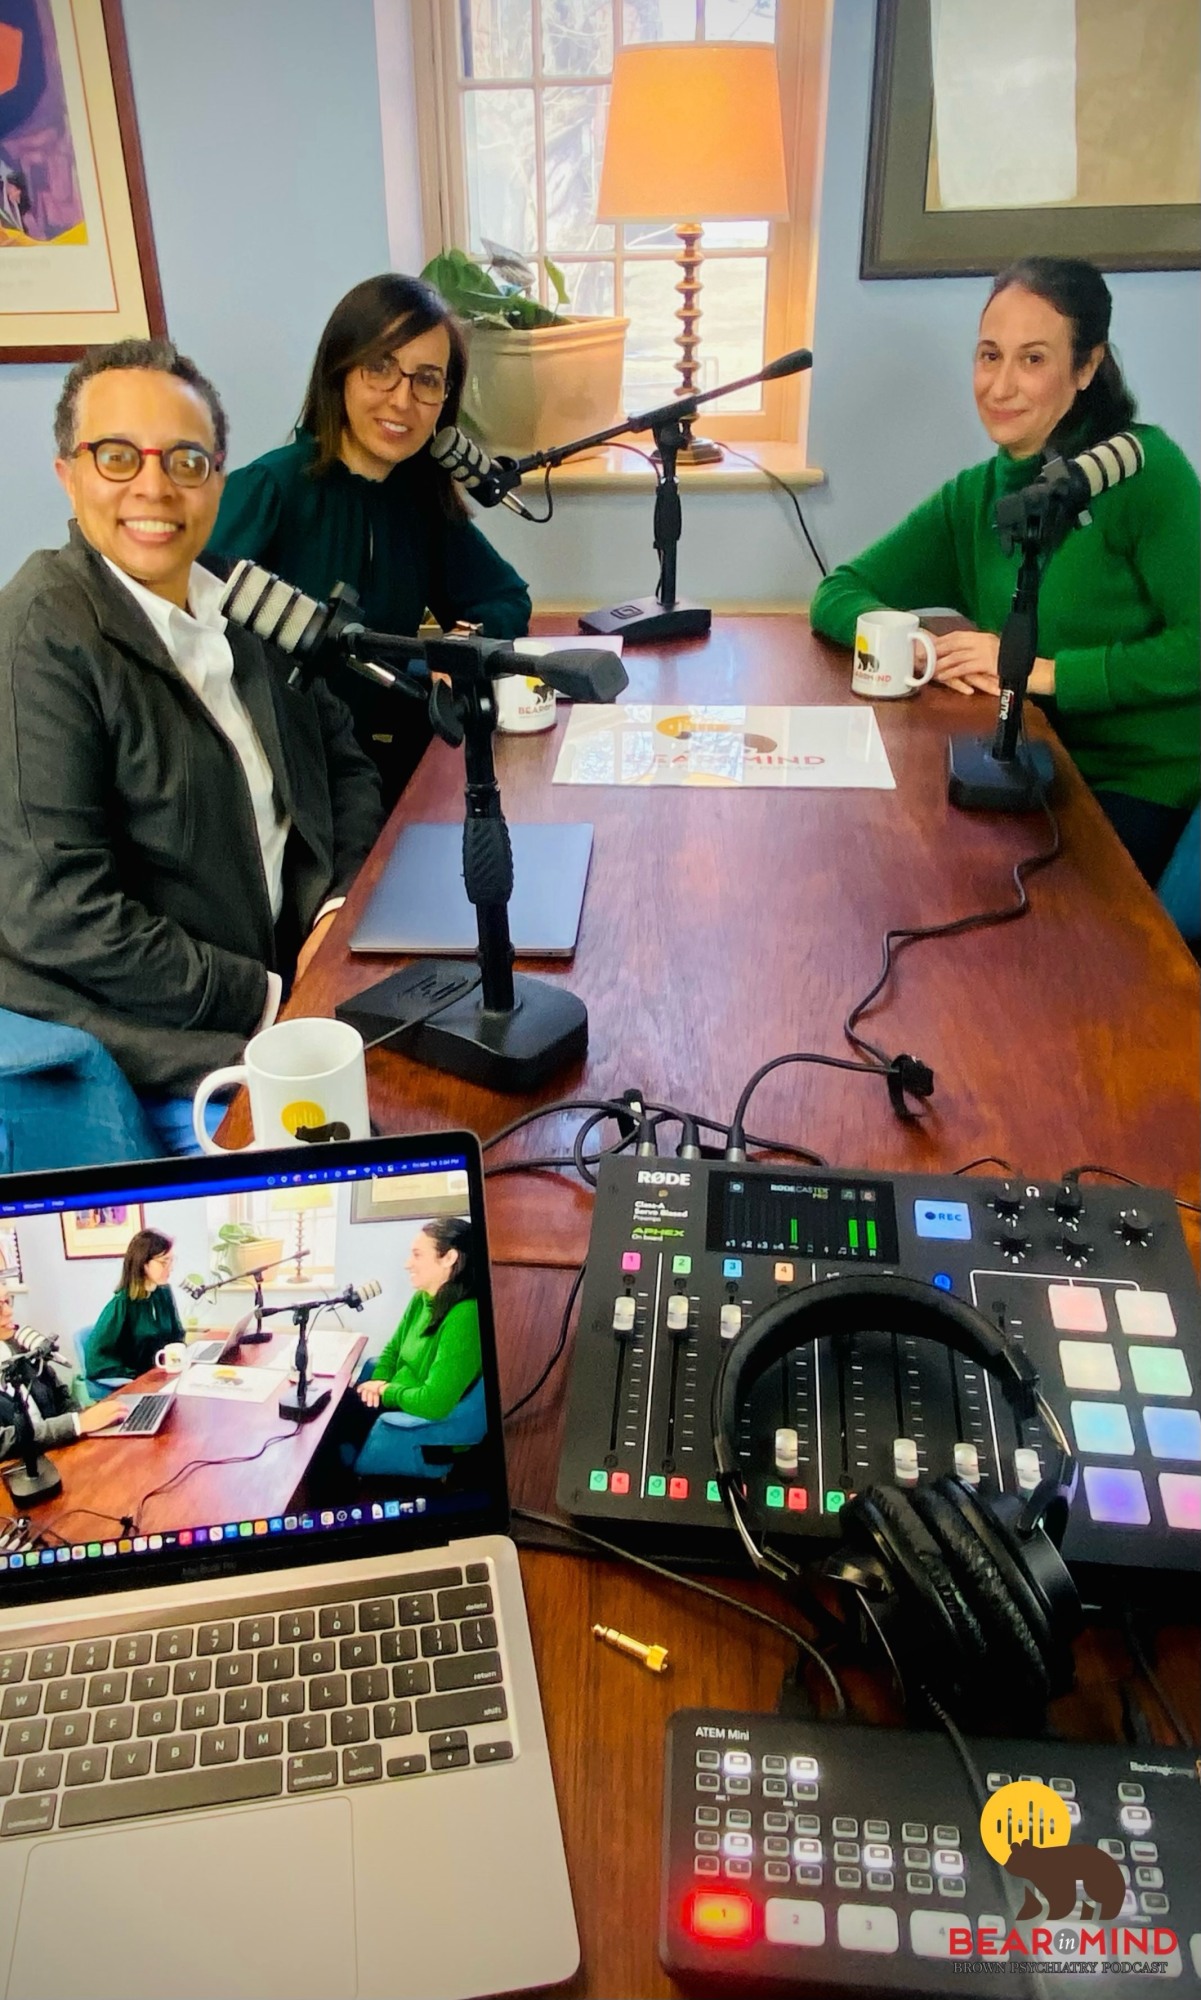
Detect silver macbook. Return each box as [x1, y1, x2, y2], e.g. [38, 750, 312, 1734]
[0, 1133, 578, 1999]
[349, 822, 593, 958]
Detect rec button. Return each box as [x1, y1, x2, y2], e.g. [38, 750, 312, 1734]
[688, 1890, 754, 1943]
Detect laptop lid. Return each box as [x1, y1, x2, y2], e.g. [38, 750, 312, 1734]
[0, 1131, 508, 1615]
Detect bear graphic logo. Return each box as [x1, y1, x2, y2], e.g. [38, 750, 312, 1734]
[980, 1779, 1126, 1924]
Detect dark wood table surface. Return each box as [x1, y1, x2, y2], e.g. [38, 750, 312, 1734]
[237, 615, 1199, 1999]
[25, 1331, 365, 1541]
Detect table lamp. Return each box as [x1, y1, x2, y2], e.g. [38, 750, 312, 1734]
[268, 1183, 334, 1282]
[597, 41, 789, 463]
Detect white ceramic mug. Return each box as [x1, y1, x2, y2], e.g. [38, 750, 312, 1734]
[155, 1343, 187, 1373]
[852, 609, 937, 699]
[494, 671, 556, 734]
[192, 1017, 370, 1155]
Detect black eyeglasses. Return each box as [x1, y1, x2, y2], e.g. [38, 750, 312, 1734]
[73, 438, 222, 487]
[357, 358, 449, 405]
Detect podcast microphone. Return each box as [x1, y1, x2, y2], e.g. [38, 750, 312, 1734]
[995, 430, 1145, 548]
[429, 428, 532, 513]
[344, 1281, 382, 1310]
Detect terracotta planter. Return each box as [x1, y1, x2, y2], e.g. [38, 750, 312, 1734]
[462, 315, 630, 459]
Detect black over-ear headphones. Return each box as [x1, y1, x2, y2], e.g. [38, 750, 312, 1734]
[712, 1273, 1080, 1730]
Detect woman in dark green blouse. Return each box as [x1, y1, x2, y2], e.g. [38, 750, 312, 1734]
[209, 273, 532, 808]
[87, 1230, 186, 1385]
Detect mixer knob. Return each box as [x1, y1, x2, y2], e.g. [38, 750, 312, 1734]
[993, 1229, 1032, 1265]
[892, 1438, 920, 1487]
[953, 1442, 981, 1487]
[1116, 1207, 1154, 1247]
[775, 1427, 800, 1476]
[665, 1293, 691, 1335]
[1055, 1233, 1094, 1268]
[1051, 1180, 1085, 1224]
[1013, 1447, 1042, 1494]
[719, 1303, 743, 1340]
[990, 1180, 1026, 1219]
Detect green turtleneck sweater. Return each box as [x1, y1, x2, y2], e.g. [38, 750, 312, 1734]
[809, 424, 1200, 810]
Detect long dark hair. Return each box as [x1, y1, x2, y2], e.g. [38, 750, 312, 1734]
[987, 257, 1137, 448]
[418, 1216, 476, 1337]
[298, 273, 468, 517]
[118, 1230, 172, 1302]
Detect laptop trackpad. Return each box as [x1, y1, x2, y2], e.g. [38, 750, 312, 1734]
[8, 1798, 356, 1999]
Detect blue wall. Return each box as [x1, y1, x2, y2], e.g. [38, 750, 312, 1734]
[806, 0, 1201, 564]
[1, 0, 1197, 587]
[0, 0, 390, 573]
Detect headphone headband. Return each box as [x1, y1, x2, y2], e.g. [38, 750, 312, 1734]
[711, 1273, 1073, 1521]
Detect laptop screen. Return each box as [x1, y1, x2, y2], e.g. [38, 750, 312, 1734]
[0, 1132, 508, 1605]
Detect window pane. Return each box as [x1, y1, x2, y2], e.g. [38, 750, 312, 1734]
[541, 0, 613, 76]
[554, 260, 616, 315]
[465, 90, 537, 255]
[545, 85, 614, 253]
[622, 255, 766, 410]
[461, 0, 533, 79]
[622, 0, 698, 44]
[702, 0, 776, 41]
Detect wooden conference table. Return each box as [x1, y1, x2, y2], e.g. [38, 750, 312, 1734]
[239, 615, 1200, 1999]
[30, 1331, 365, 1543]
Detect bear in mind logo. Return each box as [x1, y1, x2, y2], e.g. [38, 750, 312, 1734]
[1001, 1835, 1126, 1923]
[980, 1779, 1126, 1924]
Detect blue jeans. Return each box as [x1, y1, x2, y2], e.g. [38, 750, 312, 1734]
[138, 1095, 227, 1158]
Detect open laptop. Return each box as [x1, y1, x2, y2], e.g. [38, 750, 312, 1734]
[0, 1133, 578, 2000]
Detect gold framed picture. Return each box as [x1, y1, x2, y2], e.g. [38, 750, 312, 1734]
[1, 0, 165, 359]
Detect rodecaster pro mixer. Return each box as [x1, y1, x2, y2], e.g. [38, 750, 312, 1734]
[556, 1160, 1201, 1577]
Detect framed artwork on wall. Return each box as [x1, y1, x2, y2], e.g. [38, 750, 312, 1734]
[0, 1228, 21, 1281]
[0, 0, 165, 359]
[862, 0, 1201, 279]
[350, 1171, 471, 1226]
[60, 1203, 143, 1259]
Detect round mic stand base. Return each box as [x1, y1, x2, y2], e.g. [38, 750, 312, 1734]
[5, 1457, 62, 1506]
[947, 735, 1056, 812]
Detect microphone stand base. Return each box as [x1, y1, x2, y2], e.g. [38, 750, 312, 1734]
[5, 1458, 63, 1505]
[278, 1384, 331, 1424]
[397, 967, 589, 1092]
[948, 736, 1056, 812]
[578, 596, 711, 645]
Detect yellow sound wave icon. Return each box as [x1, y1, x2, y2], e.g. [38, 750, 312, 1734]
[281, 1099, 329, 1137]
[979, 1780, 1073, 1865]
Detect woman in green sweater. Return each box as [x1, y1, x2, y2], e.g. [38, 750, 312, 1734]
[810, 257, 1200, 883]
[208, 273, 532, 810]
[87, 1230, 186, 1385]
[357, 1216, 481, 1422]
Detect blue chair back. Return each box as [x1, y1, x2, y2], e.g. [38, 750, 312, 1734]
[1158, 805, 1200, 947]
[355, 1377, 489, 1479]
[0, 1009, 158, 1175]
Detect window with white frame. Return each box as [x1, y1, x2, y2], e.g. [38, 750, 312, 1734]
[412, 0, 829, 441]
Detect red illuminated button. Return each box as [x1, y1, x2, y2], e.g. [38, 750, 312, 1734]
[786, 1487, 808, 1511]
[688, 1891, 755, 1944]
[669, 1476, 689, 1500]
[610, 1471, 630, 1495]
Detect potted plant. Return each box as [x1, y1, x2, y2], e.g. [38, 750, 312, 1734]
[184, 1223, 285, 1291]
[422, 244, 628, 460]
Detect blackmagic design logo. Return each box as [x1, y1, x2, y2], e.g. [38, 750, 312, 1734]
[948, 1780, 1180, 1966]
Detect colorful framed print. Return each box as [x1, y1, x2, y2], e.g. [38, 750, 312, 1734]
[60, 1203, 144, 1259]
[0, 0, 165, 358]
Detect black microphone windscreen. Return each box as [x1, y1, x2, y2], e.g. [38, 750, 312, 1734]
[759, 347, 813, 383]
[528, 649, 629, 703]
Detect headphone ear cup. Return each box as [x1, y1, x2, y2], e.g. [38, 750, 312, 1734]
[839, 1485, 986, 1711]
[932, 1476, 1078, 1697]
[908, 1483, 1051, 1725]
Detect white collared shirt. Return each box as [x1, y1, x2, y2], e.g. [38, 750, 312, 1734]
[103, 557, 290, 921]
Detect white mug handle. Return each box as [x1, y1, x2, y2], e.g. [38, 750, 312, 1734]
[908, 628, 937, 688]
[192, 1065, 249, 1154]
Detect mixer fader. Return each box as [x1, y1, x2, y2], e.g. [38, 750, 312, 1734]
[556, 1160, 1201, 1579]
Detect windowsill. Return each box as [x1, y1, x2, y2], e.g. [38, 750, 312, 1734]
[530, 440, 823, 492]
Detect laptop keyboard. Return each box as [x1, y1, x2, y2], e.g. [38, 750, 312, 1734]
[0, 1564, 511, 1837]
[116, 1393, 174, 1435]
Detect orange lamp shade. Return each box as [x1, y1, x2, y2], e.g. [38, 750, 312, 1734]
[597, 42, 789, 223]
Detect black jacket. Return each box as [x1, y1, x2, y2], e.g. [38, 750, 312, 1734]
[0, 531, 382, 1091]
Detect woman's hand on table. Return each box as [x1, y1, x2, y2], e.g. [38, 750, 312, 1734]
[357, 1378, 384, 1408]
[931, 629, 1002, 696]
[295, 909, 339, 984]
